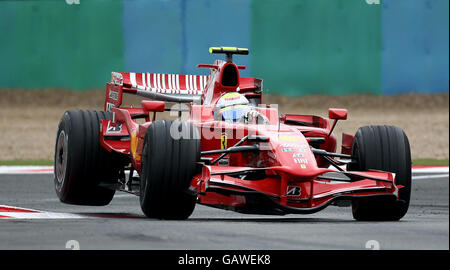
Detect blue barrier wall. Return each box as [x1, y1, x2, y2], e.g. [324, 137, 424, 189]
[381, 0, 449, 94]
[123, 0, 251, 77]
[0, 0, 448, 94]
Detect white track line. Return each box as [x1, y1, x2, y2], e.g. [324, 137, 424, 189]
[412, 174, 449, 180]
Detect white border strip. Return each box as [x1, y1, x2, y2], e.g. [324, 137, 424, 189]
[0, 205, 86, 219]
[0, 166, 53, 174]
[0, 166, 448, 175]
[0, 212, 86, 219]
[412, 167, 449, 173]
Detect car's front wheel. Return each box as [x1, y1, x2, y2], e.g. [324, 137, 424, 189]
[348, 125, 412, 221]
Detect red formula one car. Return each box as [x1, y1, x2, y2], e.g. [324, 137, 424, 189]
[54, 47, 411, 221]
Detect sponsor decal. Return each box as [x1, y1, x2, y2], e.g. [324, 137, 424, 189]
[300, 164, 307, 169]
[292, 153, 304, 158]
[282, 148, 293, 152]
[106, 102, 115, 112]
[279, 135, 300, 142]
[279, 143, 297, 148]
[111, 72, 123, 85]
[294, 158, 308, 164]
[221, 133, 227, 150]
[108, 90, 119, 101]
[279, 143, 310, 152]
[287, 186, 301, 196]
[106, 122, 122, 133]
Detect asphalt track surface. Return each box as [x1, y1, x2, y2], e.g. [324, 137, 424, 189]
[0, 172, 448, 250]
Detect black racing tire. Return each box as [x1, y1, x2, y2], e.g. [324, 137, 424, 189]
[139, 120, 200, 220]
[348, 125, 412, 221]
[54, 110, 119, 206]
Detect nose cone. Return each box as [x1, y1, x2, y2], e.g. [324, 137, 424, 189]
[270, 133, 321, 178]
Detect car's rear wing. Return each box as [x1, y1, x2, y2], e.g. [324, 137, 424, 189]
[105, 72, 208, 111]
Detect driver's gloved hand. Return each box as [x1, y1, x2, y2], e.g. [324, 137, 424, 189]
[241, 110, 269, 124]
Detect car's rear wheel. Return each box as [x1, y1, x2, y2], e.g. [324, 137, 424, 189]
[54, 110, 119, 206]
[139, 120, 200, 220]
[348, 125, 412, 221]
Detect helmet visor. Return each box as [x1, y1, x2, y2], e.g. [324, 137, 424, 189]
[219, 105, 250, 122]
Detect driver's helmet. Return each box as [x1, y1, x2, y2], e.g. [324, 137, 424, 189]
[215, 92, 251, 122]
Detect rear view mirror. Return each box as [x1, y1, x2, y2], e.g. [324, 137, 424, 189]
[329, 108, 347, 120]
[327, 108, 348, 137]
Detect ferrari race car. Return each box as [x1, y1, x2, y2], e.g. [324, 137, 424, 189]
[54, 47, 411, 221]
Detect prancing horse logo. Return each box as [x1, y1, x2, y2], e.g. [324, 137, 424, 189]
[221, 133, 227, 150]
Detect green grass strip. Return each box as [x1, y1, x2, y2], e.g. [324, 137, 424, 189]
[412, 159, 449, 166]
[0, 159, 53, 166]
